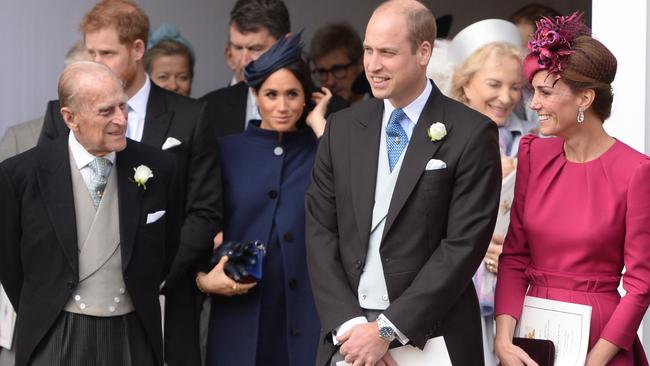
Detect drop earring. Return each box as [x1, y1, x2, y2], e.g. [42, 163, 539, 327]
[577, 106, 585, 124]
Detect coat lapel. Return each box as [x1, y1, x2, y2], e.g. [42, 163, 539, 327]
[225, 82, 248, 135]
[116, 142, 143, 270]
[36, 140, 78, 275]
[383, 85, 452, 236]
[141, 83, 173, 148]
[350, 100, 383, 250]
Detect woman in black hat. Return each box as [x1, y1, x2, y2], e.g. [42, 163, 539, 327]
[196, 33, 330, 366]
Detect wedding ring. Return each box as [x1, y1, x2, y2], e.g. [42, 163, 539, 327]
[233, 282, 241, 293]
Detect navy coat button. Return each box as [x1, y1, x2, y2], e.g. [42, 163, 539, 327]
[283, 232, 294, 242]
[289, 279, 298, 289]
[290, 327, 299, 336]
[66, 281, 76, 289]
[268, 190, 278, 199]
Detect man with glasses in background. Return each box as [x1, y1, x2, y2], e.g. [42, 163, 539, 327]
[310, 23, 371, 105]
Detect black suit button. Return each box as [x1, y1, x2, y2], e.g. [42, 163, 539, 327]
[425, 330, 433, 338]
[268, 190, 278, 199]
[290, 327, 300, 336]
[283, 232, 294, 242]
[123, 275, 129, 280]
[354, 260, 363, 269]
[66, 281, 76, 289]
[288, 279, 298, 289]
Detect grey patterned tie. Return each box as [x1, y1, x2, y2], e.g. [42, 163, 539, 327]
[86, 157, 111, 208]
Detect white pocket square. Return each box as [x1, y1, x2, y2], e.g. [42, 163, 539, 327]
[161, 137, 181, 150]
[425, 159, 447, 170]
[146, 210, 166, 224]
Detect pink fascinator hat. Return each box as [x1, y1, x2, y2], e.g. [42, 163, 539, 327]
[523, 12, 591, 81]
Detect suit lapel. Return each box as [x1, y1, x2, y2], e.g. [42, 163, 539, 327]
[383, 85, 452, 236]
[36, 140, 78, 275]
[116, 142, 143, 270]
[141, 83, 173, 148]
[226, 82, 248, 135]
[350, 100, 383, 249]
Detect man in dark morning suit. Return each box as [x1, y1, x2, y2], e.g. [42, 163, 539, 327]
[305, 1, 502, 365]
[201, 0, 291, 139]
[0, 62, 179, 365]
[38, 2, 220, 365]
[200, 0, 348, 140]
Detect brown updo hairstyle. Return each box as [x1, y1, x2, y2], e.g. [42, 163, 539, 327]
[560, 36, 617, 121]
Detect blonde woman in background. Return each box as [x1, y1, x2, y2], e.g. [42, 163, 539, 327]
[449, 19, 536, 366]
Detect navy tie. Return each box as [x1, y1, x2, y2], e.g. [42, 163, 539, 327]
[386, 108, 408, 171]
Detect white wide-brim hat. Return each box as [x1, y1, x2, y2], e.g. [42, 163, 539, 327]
[449, 19, 521, 64]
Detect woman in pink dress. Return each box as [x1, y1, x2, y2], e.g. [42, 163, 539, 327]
[494, 13, 650, 366]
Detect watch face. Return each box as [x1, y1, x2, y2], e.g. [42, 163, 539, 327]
[379, 326, 395, 340]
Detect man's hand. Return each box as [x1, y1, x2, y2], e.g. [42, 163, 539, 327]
[337, 322, 390, 366]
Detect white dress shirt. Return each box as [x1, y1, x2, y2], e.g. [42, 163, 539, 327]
[245, 87, 261, 130]
[68, 131, 115, 185]
[126, 75, 151, 142]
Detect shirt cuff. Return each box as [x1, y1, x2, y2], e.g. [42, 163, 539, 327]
[332, 316, 368, 345]
[378, 314, 409, 345]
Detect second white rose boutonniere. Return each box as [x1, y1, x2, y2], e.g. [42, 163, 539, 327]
[132, 165, 154, 190]
[427, 122, 447, 142]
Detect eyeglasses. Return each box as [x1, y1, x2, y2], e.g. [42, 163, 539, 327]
[312, 61, 357, 82]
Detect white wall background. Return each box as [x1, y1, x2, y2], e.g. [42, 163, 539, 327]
[0, 0, 588, 139]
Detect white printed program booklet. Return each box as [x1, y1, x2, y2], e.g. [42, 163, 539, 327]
[515, 296, 591, 366]
[0, 285, 16, 350]
[336, 336, 452, 366]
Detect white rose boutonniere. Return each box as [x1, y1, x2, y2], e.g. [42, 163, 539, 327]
[132, 165, 154, 190]
[427, 122, 447, 142]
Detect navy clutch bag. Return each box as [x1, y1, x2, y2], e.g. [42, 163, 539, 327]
[209, 240, 266, 283]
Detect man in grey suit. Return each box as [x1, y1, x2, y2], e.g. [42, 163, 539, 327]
[0, 41, 86, 164]
[306, 1, 501, 365]
[0, 118, 42, 162]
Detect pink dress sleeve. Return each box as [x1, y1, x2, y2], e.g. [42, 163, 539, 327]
[600, 159, 650, 350]
[494, 134, 536, 319]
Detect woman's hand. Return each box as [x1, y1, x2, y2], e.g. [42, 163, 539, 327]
[502, 155, 516, 178]
[585, 338, 619, 366]
[306, 87, 333, 138]
[484, 234, 504, 273]
[495, 315, 539, 366]
[196, 256, 256, 296]
[213, 231, 223, 249]
[495, 338, 539, 366]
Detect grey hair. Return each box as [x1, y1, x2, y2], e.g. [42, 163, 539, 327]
[58, 61, 119, 111]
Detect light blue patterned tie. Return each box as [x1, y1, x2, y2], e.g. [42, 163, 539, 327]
[86, 157, 111, 208]
[386, 108, 408, 172]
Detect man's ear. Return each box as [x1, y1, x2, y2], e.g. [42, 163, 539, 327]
[418, 41, 432, 67]
[61, 107, 78, 132]
[132, 39, 146, 62]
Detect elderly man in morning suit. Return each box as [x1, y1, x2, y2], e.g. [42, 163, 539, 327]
[0, 61, 179, 366]
[37, 2, 221, 365]
[306, 1, 502, 365]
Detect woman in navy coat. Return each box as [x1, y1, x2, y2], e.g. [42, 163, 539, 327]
[196, 33, 331, 366]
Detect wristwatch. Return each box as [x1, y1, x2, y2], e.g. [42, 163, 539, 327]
[376, 317, 396, 342]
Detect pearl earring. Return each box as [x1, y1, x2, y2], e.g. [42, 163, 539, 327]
[577, 106, 585, 124]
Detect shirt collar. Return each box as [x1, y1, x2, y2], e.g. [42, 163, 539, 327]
[382, 79, 433, 125]
[68, 130, 116, 170]
[128, 74, 151, 117]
